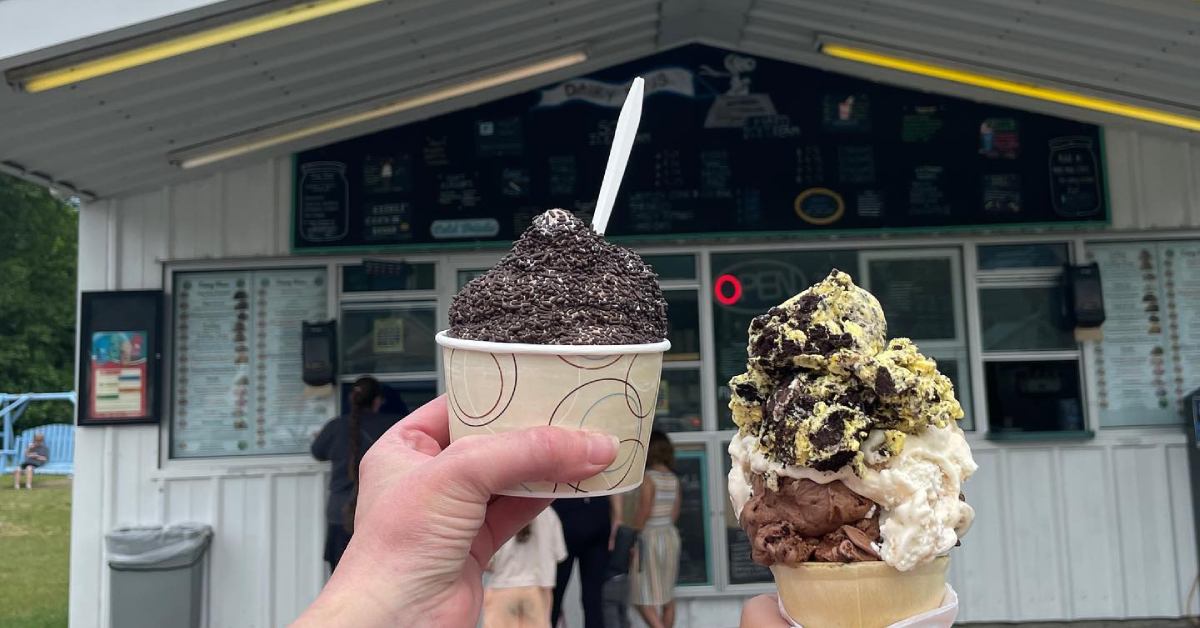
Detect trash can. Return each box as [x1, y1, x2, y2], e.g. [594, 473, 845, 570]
[107, 523, 213, 628]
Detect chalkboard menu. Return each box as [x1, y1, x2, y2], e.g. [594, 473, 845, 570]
[293, 45, 1108, 250]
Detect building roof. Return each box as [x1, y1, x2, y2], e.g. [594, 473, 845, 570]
[1, 0, 1198, 200]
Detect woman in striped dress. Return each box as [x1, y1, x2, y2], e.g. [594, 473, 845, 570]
[630, 430, 682, 628]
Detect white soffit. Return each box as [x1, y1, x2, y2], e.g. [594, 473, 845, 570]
[0, 0, 1197, 199]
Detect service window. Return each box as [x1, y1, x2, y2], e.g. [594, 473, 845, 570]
[976, 243, 1085, 436]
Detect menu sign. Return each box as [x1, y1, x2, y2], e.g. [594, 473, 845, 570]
[1088, 242, 1200, 427]
[293, 45, 1107, 251]
[172, 268, 333, 457]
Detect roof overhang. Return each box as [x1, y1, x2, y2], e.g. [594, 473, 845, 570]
[1, 0, 1198, 200]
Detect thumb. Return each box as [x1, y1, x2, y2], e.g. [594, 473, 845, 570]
[435, 427, 619, 500]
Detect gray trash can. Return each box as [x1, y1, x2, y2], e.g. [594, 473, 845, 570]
[107, 523, 212, 628]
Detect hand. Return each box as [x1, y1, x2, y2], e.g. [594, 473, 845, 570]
[292, 396, 618, 628]
[740, 594, 790, 628]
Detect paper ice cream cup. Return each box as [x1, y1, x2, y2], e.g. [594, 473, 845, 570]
[436, 331, 669, 498]
[770, 556, 949, 628]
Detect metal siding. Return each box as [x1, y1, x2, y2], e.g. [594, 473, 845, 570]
[68, 202, 113, 628]
[1007, 448, 1067, 619]
[222, 161, 278, 257]
[270, 473, 329, 625]
[170, 176, 222, 259]
[1167, 444, 1200, 615]
[1138, 135, 1193, 230]
[1113, 445, 1178, 617]
[950, 447, 1010, 620]
[1059, 447, 1123, 618]
[209, 476, 268, 628]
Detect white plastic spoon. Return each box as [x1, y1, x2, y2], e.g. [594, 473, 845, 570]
[591, 76, 644, 235]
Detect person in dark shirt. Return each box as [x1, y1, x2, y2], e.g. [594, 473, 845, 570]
[551, 495, 623, 628]
[311, 376, 401, 572]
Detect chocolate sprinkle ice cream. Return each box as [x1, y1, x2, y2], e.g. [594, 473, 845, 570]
[448, 209, 667, 345]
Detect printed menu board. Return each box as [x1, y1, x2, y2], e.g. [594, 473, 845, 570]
[293, 44, 1107, 251]
[1088, 242, 1200, 426]
[172, 268, 333, 457]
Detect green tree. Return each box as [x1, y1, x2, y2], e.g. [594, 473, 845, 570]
[0, 173, 78, 430]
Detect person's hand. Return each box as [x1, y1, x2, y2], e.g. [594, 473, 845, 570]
[292, 396, 618, 628]
[740, 594, 790, 628]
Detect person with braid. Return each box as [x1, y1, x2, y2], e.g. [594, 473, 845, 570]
[311, 376, 400, 572]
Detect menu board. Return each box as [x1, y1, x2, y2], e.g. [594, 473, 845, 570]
[675, 449, 711, 586]
[293, 44, 1107, 251]
[1088, 242, 1200, 426]
[172, 268, 334, 457]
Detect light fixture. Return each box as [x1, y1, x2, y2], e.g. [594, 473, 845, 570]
[11, 0, 385, 93]
[172, 51, 588, 169]
[819, 42, 1200, 133]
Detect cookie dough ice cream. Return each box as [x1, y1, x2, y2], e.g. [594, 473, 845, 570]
[727, 270, 976, 572]
[448, 208, 666, 345]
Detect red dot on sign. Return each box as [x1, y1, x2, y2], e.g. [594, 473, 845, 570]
[714, 274, 743, 306]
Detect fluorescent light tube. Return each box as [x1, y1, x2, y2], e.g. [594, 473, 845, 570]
[820, 42, 1200, 133]
[15, 0, 385, 93]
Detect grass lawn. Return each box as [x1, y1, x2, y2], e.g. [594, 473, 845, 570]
[0, 476, 71, 628]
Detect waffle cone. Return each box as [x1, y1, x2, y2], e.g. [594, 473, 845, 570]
[770, 556, 948, 628]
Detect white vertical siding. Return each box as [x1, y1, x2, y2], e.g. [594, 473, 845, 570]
[1106, 128, 1200, 230]
[69, 157, 330, 628]
[70, 127, 1200, 627]
[1059, 447, 1122, 618]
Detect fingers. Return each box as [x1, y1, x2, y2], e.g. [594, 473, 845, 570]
[436, 426, 618, 501]
[740, 594, 790, 628]
[378, 395, 451, 453]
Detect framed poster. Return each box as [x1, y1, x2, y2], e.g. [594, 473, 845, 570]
[77, 290, 164, 426]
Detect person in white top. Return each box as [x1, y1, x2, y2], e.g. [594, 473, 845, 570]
[484, 507, 568, 628]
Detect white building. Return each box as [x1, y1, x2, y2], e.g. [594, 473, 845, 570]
[2, 1, 1199, 626]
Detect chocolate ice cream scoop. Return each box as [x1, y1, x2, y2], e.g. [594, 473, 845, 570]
[740, 476, 881, 566]
[448, 209, 667, 345]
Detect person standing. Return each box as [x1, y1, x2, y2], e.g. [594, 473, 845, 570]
[483, 507, 567, 628]
[12, 432, 48, 489]
[550, 494, 623, 628]
[629, 431, 681, 628]
[311, 377, 400, 572]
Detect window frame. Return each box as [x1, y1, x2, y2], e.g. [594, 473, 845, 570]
[970, 241, 1089, 437]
